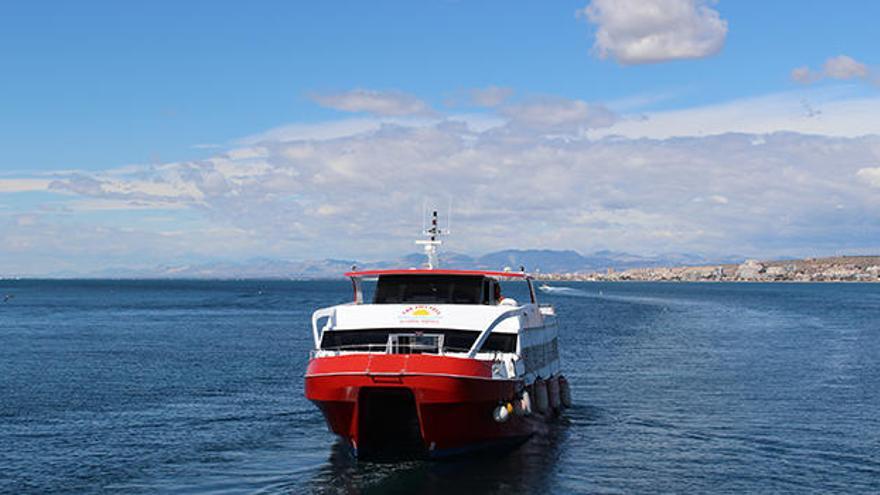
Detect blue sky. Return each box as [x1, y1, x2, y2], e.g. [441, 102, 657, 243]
[2, 1, 880, 275]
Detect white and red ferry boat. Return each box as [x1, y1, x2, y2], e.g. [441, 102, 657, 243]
[305, 213, 570, 459]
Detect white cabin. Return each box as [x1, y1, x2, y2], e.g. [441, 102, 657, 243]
[311, 270, 560, 383]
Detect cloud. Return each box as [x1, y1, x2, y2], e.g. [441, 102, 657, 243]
[66, 199, 189, 211]
[468, 86, 514, 108]
[605, 90, 681, 112]
[9, 122, 880, 273]
[0, 179, 52, 193]
[501, 98, 617, 133]
[856, 167, 880, 188]
[310, 89, 433, 116]
[15, 214, 38, 226]
[580, 0, 728, 65]
[0, 212, 265, 275]
[824, 55, 869, 80]
[5, 87, 880, 274]
[48, 172, 205, 202]
[707, 195, 729, 205]
[239, 117, 429, 145]
[588, 88, 880, 139]
[791, 66, 819, 84]
[792, 55, 874, 84]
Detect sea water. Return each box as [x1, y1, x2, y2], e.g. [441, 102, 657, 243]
[1, 280, 878, 493]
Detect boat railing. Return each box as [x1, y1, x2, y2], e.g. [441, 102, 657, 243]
[311, 344, 503, 358]
[310, 344, 388, 357]
[466, 307, 526, 358]
[311, 304, 348, 349]
[311, 304, 527, 357]
[387, 333, 445, 354]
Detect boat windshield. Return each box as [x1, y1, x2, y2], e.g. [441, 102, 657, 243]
[373, 275, 485, 304]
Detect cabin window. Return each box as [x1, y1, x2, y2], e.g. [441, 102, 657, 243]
[373, 275, 485, 305]
[497, 278, 534, 304]
[482, 279, 501, 305]
[320, 328, 517, 353]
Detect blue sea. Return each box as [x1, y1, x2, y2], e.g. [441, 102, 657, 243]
[1, 280, 879, 493]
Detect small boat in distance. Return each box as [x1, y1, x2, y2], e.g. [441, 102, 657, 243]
[538, 283, 586, 296]
[304, 212, 571, 459]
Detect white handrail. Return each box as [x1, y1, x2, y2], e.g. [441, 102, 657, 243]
[311, 306, 338, 349]
[466, 308, 525, 358]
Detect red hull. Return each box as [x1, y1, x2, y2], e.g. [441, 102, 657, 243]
[305, 354, 554, 458]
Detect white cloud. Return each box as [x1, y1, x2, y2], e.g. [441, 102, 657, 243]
[589, 88, 880, 139]
[236, 114, 504, 145]
[791, 66, 819, 84]
[48, 173, 206, 203]
[605, 90, 681, 112]
[310, 89, 433, 116]
[10, 123, 880, 268]
[15, 214, 37, 226]
[0, 213, 267, 275]
[239, 117, 423, 144]
[468, 86, 514, 108]
[792, 55, 874, 84]
[0, 179, 52, 193]
[5, 87, 880, 274]
[856, 167, 880, 188]
[501, 98, 617, 133]
[824, 55, 869, 80]
[66, 199, 189, 211]
[581, 0, 728, 65]
[692, 195, 729, 205]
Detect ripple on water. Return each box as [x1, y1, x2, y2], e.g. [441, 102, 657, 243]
[1, 280, 879, 493]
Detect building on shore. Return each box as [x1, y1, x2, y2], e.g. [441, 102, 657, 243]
[538, 256, 880, 283]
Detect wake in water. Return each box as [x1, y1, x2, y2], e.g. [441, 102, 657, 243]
[539, 283, 715, 311]
[537, 284, 591, 296]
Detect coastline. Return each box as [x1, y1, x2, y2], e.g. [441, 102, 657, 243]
[539, 255, 880, 283]
[3, 256, 880, 283]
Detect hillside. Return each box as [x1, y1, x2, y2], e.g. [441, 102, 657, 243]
[7, 249, 739, 279]
[543, 256, 880, 282]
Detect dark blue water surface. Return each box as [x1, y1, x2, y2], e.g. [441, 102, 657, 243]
[1, 280, 879, 493]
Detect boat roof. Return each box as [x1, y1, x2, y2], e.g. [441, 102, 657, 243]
[344, 269, 527, 279]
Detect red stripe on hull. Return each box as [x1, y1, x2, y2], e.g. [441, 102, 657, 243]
[305, 354, 553, 458]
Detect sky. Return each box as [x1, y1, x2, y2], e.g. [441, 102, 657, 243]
[1, 0, 880, 275]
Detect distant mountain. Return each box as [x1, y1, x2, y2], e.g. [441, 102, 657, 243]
[468, 249, 740, 273]
[474, 249, 586, 273]
[76, 249, 743, 279]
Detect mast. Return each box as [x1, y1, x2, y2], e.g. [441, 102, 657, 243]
[415, 210, 444, 269]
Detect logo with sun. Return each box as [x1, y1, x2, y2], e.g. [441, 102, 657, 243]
[399, 305, 442, 323]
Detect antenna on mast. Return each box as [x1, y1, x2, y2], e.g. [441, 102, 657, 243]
[415, 209, 445, 269]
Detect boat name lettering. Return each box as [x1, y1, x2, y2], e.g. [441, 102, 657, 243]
[399, 305, 442, 324]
